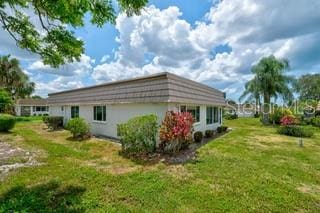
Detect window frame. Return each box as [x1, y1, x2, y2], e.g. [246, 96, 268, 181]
[206, 106, 214, 125]
[214, 107, 219, 123]
[180, 105, 200, 123]
[93, 105, 106, 122]
[71, 106, 79, 118]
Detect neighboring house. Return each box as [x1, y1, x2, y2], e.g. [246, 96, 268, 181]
[15, 99, 49, 116]
[48, 72, 226, 139]
[225, 103, 256, 117]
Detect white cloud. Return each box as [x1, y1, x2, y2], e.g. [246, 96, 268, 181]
[35, 76, 85, 97]
[92, 1, 320, 101]
[28, 54, 94, 76]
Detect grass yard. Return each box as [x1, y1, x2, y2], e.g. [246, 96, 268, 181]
[0, 118, 319, 212]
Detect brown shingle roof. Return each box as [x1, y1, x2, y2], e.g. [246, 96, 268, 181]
[48, 72, 225, 106]
[16, 99, 48, 105]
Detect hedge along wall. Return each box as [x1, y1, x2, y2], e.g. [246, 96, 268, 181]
[117, 114, 158, 154]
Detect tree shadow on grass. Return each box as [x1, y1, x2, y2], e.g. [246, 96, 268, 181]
[0, 180, 86, 212]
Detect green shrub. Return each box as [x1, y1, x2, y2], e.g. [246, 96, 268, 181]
[0, 89, 13, 113]
[277, 126, 314, 138]
[66, 118, 90, 140]
[117, 114, 158, 154]
[205, 129, 214, 138]
[193, 131, 203, 142]
[311, 117, 320, 127]
[44, 116, 63, 130]
[0, 114, 16, 132]
[269, 108, 292, 124]
[224, 113, 238, 120]
[217, 126, 228, 133]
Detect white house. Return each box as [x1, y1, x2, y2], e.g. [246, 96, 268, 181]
[48, 72, 226, 139]
[15, 99, 49, 116]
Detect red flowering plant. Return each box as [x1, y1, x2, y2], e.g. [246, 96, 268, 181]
[159, 111, 194, 152]
[280, 115, 297, 126]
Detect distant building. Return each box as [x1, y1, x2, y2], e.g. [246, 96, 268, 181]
[15, 99, 49, 116]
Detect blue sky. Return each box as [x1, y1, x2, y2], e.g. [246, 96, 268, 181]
[1, 0, 320, 101]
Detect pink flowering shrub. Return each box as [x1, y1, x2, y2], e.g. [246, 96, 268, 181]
[159, 111, 194, 152]
[280, 115, 297, 126]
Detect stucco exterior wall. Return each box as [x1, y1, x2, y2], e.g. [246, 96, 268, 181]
[50, 102, 223, 139]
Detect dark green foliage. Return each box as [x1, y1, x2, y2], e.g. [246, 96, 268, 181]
[311, 117, 320, 127]
[295, 74, 320, 101]
[44, 116, 63, 130]
[0, 0, 148, 67]
[117, 114, 158, 154]
[0, 89, 12, 113]
[0, 180, 86, 212]
[277, 126, 314, 138]
[0, 113, 16, 131]
[217, 126, 228, 133]
[66, 118, 90, 140]
[193, 131, 203, 143]
[224, 113, 238, 120]
[205, 129, 214, 138]
[0, 55, 35, 99]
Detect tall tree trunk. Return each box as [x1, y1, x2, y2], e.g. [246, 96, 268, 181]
[255, 97, 259, 117]
[263, 93, 270, 125]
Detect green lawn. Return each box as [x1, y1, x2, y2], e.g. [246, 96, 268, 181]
[0, 118, 319, 212]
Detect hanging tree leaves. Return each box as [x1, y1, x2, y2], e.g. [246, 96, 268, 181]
[0, 0, 148, 67]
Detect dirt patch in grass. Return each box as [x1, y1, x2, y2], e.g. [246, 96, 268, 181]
[297, 184, 320, 196]
[0, 139, 42, 180]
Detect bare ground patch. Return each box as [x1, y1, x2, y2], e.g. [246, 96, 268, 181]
[0, 138, 42, 180]
[297, 184, 320, 197]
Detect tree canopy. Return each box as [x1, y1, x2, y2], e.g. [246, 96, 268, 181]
[0, 55, 35, 99]
[0, 0, 148, 67]
[295, 74, 320, 101]
[0, 88, 12, 113]
[240, 55, 295, 124]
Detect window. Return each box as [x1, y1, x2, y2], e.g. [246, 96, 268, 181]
[33, 106, 48, 112]
[180, 105, 200, 123]
[219, 108, 222, 124]
[61, 106, 64, 111]
[214, 107, 219, 123]
[71, 106, 79, 118]
[206, 107, 214, 124]
[94, 106, 106, 122]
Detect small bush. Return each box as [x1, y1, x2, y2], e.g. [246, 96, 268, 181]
[159, 111, 194, 153]
[280, 115, 297, 126]
[217, 126, 228, 133]
[311, 117, 320, 127]
[193, 131, 203, 143]
[0, 114, 16, 132]
[269, 108, 292, 124]
[45, 116, 63, 130]
[118, 114, 158, 154]
[66, 118, 90, 140]
[277, 126, 314, 138]
[224, 113, 238, 120]
[205, 129, 214, 138]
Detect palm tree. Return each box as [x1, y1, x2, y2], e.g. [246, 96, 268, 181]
[241, 55, 294, 124]
[239, 76, 261, 116]
[0, 55, 35, 100]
